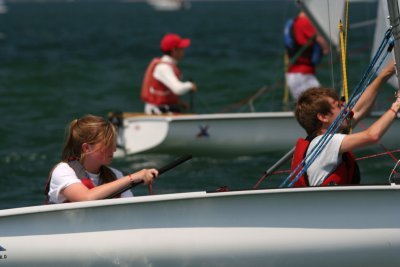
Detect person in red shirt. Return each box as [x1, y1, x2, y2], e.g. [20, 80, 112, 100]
[285, 11, 330, 100]
[141, 33, 197, 114]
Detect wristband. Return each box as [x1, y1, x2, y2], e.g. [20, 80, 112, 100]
[389, 107, 398, 117]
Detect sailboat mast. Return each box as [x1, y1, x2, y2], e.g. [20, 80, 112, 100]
[387, 0, 400, 89]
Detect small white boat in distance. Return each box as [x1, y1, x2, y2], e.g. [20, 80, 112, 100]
[1, 185, 400, 266]
[147, 0, 190, 11]
[109, 111, 400, 157]
[0, 0, 8, 14]
[109, 111, 306, 157]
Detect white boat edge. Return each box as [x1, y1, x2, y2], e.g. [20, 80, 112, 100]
[0, 184, 396, 217]
[120, 111, 295, 121]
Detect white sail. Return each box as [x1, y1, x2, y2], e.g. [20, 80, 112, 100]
[297, 0, 346, 49]
[372, 0, 398, 88]
[299, 0, 397, 88]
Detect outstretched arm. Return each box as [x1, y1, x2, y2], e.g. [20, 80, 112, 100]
[340, 94, 400, 153]
[316, 33, 330, 55]
[62, 168, 158, 202]
[352, 59, 395, 122]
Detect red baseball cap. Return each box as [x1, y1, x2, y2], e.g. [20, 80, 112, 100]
[160, 33, 191, 52]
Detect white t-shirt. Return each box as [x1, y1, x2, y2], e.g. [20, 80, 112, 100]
[48, 162, 133, 204]
[306, 134, 346, 186]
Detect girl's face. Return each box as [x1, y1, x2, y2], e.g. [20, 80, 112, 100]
[84, 142, 116, 167]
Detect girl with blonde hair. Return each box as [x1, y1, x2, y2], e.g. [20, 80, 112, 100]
[45, 114, 158, 204]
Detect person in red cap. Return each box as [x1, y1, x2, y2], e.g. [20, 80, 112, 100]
[141, 33, 197, 114]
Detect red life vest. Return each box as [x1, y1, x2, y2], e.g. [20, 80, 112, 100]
[44, 160, 120, 204]
[141, 57, 182, 106]
[286, 16, 321, 74]
[290, 138, 360, 187]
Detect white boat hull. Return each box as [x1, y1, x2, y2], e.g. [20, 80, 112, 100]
[112, 112, 306, 157]
[147, 0, 188, 11]
[111, 112, 400, 157]
[0, 0, 7, 14]
[1, 185, 400, 266]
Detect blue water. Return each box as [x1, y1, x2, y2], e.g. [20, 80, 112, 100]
[0, 0, 396, 210]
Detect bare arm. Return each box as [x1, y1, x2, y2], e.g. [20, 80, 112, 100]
[352, 60, 395, 122]
[62, 168, 158, 202]
[316, 34, 330, 55]
[340, 97, 400, 153]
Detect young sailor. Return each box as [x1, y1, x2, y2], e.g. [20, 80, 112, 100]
[285, 11, 330, 99]
[141, 33, 197, 115]
[45, 114, 158, 204]
[291, 60, 398, 186]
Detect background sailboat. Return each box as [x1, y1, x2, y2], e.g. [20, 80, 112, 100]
[297, 0, 346, 50]
[147, 0, 190, 11]
[113, 0, 400, 158]
[0, 0, 8, 14]
[302, 0, 398, 88]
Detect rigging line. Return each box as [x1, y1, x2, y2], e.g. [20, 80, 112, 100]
[356, 149, 400, 161]
[357, 120, 399, 163]
[283, 95, 365, 187]
[253, 147, 295, 189]
[283, 27, 392, 188]
[280, 32, 392, 188]
[285, 52, 390, 188]
[219, 86, 272, 113]
[326, 0, 336, 90]
[342, 28, 392, 104]
[266, 149, 400, 177]
[339, 20, 349, 103]
[344, 32, 392, 111]
[293, 47, 390, 185]
[389, 160, 400, 182]
[344, 0, 349, 55]
[346, 29, 392, 107]
[261, 149, 400, 179]
[349, 19, 376, 30]
[341, 0, 350, 103]
[257, 149, 400, 181]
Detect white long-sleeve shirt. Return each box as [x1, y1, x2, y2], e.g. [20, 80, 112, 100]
[153, 55, 194, 95]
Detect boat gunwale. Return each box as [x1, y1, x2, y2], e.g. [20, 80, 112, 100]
[121, 111, 385, 123]
[1, 184, 399, 218]
[122, 111, 295, 122]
